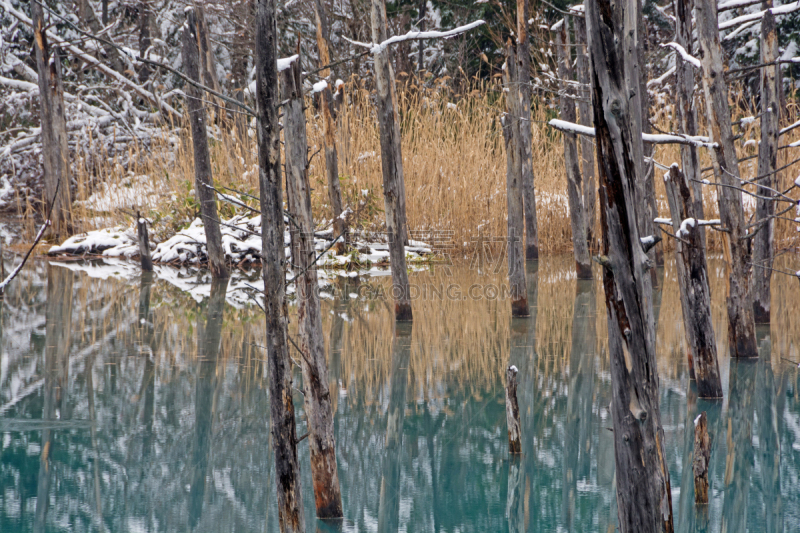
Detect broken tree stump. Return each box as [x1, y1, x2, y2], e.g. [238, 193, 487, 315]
[693, 411, 710, 504]
[505, 365, 521, 454]
[136, 211, 153, 272]
[664, 165, 722, 398]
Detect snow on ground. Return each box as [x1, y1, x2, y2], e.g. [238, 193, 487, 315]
[77, 174, 161, 213]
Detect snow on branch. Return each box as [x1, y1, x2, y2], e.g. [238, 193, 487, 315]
[345, 20, 485, 55]
[661, 42, 701, 68]
[647, 66, 676, 88]
[548, 119, 718, 148]
[718, 0, 800, 31]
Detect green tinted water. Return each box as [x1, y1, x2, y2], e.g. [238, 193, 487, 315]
[1, 256, 799, 532]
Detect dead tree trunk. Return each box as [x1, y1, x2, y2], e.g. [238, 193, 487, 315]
[183, 9, 228, 279]
[501, 47, 529, 318]
[755, 328, 782, 533]
[32, 3, 71, 237]
[673, 0, 706, 239]
[281, 58, 344, 519]
[505, 365, 522, 453]
[585, 0, 675, 529]
[516, 0, 539, 261]
[752, 6, 780, 324]
[314, 0, 347, 246]
[371, 0, 412, 321]
[556, 22, 592, 279]
[255, 0, 305, 530]
[574, 16, 596, 251]
[692, 411, 710, 504]
[695, 0, 758, 358]
[137, 212, 153, 272]
[664, 165, 722, 398]
[195, 6, 221, 94]
[138, 0, 152, 83]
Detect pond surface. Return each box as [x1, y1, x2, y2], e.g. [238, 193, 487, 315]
[1, 255, 799, 532]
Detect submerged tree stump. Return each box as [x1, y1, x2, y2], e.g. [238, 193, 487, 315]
[136, 212, 153, 272]
[281, 57, 344, 519]
[693, 411, 710, 504]
[664, 165, 722, 398]
[505, 365, 521, 454]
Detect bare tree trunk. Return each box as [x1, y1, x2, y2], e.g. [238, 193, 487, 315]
[752, 6, 779, 324]
[417, 0, 427, 73]
[516, 0, 539, 260]
[32, 3, 71, 237]
[183, 9, 228, 279]
[371, 0, 412, 321]
[314, 0, 347, 246]
[695, 0, 758, 358]
[195, 6, 221, 94]
[231, 0, 253, 139]
[556, 23, 592, 279]
[574, 17, 596, 252]
[137, 213, 153, 272]
[255, 0, 305, 529]
[692, 411, 710, 504]
[505, 366, 522, 453]
[664, 165, 722, 398]
[674, 0, 706, 242]
[585, 0, 674, 529]
[501, 46, 529, 318]
[138, 0, 152, 83]
[281, 59, 344, 519]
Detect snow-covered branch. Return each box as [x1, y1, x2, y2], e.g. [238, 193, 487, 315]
[345, 20, 485, 55]
[661, 43, 701, 68]
[548, 119, 718, 148]
[718, 0, 800, 31]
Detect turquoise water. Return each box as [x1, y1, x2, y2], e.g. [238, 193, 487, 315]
[1, 257, 799, 532]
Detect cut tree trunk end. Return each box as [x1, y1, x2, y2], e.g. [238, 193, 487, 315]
[505, 365, 522, 454]
[693, 411, 710, 504]
[664, 165, 722, 398]
[281, 57, 344, 519]
[255, 0, 305, 529]
[183, 9, 228, 279]
[585, 0, 675, 528]
[371, 0, 412, 322]
[516, 0, 539, 261]
[752, 5, 779, 324]
[136, 212, 153, 272]
[556, 22, 592, 280]
[695, 0, 758, 358]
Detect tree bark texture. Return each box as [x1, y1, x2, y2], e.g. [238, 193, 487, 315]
[314, 0, 347, 245]
[585, 0, 675, 529]
[673, 0, 706, 242]
[195, 6, 221, 94]
[255, 1, 305, 530]
[516, 0, 539, 261]
[377, 322, 412, 533]
[574, 16, 597, 251]
[281, 59, 344, 519]
[183, 9, 228, 279]
[556, 24, 592, 279]
[695, 0, 758, 357]
[752, 6, 779, 324]
[371, 0, 412, 321]
[505, 365, 522, 453]
[501, 50, 529, 318]
[664, 165, 722, 398]
[32, 3, 71, 237]
[692, 411, 710, 504]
